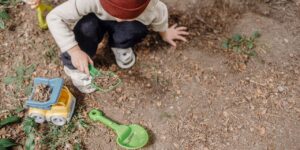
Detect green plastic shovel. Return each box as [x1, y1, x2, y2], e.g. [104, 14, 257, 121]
[89, 109, 149, 149]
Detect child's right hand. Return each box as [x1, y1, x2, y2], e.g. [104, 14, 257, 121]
[68, 46, 94, 75]
[24, 0, 41, 9]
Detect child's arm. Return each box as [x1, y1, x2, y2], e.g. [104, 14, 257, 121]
[151, 1, 189, 47]
[46, 0, 100, 75]
[159, 24, 189, 47]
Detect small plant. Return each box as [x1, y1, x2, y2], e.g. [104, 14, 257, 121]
[22, 117, 37, 150]
[0, 110, 23, 150]
[0, 0, 22, 29]
[0, 0, 22, 5]
[0, 115, 21, 128]
[222, 31, 261, 57]
[3, 64, 36, 96]
[39, 117, 88, 149]
[0, 9, 9, 29]
[0, 138, 17, 149]
[43, 46, 60, 64]
[74, 143, 82, 150]
[0, 116, 20, 149]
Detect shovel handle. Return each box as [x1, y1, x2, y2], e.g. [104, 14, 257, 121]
[88, 109, 119, 130]
[36, 3, 53, 29]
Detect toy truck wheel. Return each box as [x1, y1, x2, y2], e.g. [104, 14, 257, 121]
[51, 116, 67, 126]
[30, 113, 46, 123]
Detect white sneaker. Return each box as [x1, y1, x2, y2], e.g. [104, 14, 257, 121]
[64, 67, 96, 94]
[111, 47, 136, 69]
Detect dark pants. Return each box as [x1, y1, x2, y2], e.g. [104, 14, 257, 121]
[61, 13, 148, 69]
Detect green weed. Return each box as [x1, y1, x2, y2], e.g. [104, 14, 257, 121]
[39, 117, 88, 149]
[0, 115, 21, 128]
[22, 117, 37, 150]
[0, 9, 9, 29]
[0, 138, 17, 149]
[3, 64, 36, 96]
[0, 0, 22, 29]
[43, 46, 60, 64]
[0, 0, 22, 5]
[222, 31, 261, 57]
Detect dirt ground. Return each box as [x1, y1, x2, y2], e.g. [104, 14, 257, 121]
[0, 0, 299, 150]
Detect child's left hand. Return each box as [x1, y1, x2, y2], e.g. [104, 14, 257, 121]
[160, 24, 189, 47]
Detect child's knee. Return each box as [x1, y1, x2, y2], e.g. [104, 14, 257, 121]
[126, 21, 148, 37]
[74, 13, 100, 38]
[111, 21, 148, 47]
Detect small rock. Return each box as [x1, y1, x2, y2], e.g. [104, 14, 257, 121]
[64, 143, 73, 150]
[250, 104, 255, 110]
[157, 101, 162, 107]
[223, 111, 229, 118]
[261, 108, 267, 115]
[115, 87, 122, 93]
[289, 53, 294, 58]
[173, 143, 179, 149]
[161, 135, 167, 140]
[259, 127, 266, 136]
[237, 125, 243, 129]
[126, 110, 132, 114]
[245, 96, 252, 101]
[146, 83, 152, 88]
[277, 86, 286, 93]
[295, 107, 300, 113]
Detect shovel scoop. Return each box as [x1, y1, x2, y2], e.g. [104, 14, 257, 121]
[89, 109, 149, 149]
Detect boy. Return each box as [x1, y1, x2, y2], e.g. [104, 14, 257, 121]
[27, 0, 188, 93]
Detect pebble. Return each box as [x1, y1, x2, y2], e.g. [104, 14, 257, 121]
[157, 101, 162, 107]
[277, 86, 286, 93]
[259, 127, 266, 136]
[146, 83, 152, 88]
[245, 96, 252, 101]
[223, 111, 229, 118]
[115, 87, 122, 93]
[176, 90, 181, 95]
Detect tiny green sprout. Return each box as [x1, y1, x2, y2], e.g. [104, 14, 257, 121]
[232, 34, 242, 42]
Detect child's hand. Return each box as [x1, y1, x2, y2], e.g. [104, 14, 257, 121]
[24, 0, 41, 9]
[68, 46, 94, 75]
[160, 24, 189, 47]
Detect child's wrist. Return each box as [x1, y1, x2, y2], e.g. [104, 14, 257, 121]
[159, 31, 167, 41]
[68, 45, 81, 55]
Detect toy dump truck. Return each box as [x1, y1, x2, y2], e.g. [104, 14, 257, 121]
[25, 78, 76, 126]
